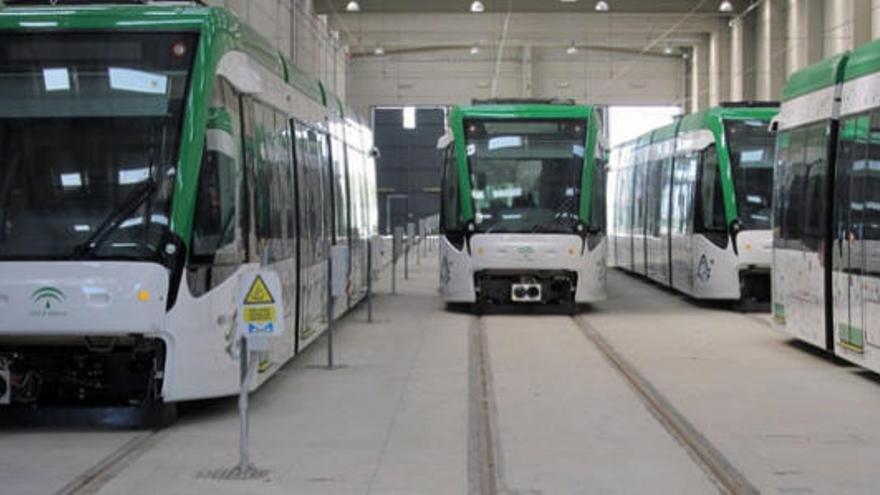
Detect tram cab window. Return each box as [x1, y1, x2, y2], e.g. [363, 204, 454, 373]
[590, 153, 607, 232]
[697, 145, 726, 233]
[441, 144, 462, 235]
[188, 78, 245, 297]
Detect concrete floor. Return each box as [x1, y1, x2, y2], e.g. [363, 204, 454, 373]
[4, 250, 880, 494]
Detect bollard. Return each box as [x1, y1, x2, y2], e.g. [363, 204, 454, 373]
[367, 238, 373, 323]
[393, 227, 404, 295]
[326, 253, 333, 368]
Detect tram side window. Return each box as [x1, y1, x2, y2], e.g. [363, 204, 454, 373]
[802, 124, 829, 250]
[188, 78, 244, 297]
[632, 161, 647, 235]
[244, 101, 293, 263]
[672, 152, 698, 235]
[866, 112, 880, 274]
[772, 131, 789, 243]
[866, 113, 880, 244]
[782, 128, 808, 248]
[331, 136, 349, 242]
[441, 144, 462, 234]
[590, 154, 607, 231]
[697, 145, 726, 233]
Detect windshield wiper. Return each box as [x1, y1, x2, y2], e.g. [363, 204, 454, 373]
[530, 195, 578, 234]
[73, 178, 158, 259]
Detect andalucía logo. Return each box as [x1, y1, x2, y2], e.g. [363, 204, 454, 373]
[31, 287, 67, 316]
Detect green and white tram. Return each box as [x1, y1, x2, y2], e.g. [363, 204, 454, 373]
[0, 2, 378, 415]
[772, 39, 880, 373]
[609, 103, 779, 301]
[438, 100, 608, 311]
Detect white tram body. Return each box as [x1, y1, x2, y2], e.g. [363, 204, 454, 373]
[0, 6, 380, 411]
[438, 102, 608, 309]
[609, 104, 779, 302]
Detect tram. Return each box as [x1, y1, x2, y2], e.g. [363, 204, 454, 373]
[0, 2, 378, 416]
[772, 38, 880, 373]
[438, 100, 608, 311]
[609, 102, 779, 302]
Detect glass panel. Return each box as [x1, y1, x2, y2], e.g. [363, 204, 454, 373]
[465, 118, 587, 234]
[802, 124, 829, 251]
[698, 145, 725, 232]
[725, 118, 776, 230]
[0, 32, 197, 261]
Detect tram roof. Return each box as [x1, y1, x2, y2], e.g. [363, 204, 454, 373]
[453, 104, 594, 121]
[843, 38, 880, 83]
[0, 2, 326, 106]
[782, 53, 848, 102]
[613, 104, 778, 151]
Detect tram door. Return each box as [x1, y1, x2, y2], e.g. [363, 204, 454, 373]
[835, 116, 870, 353]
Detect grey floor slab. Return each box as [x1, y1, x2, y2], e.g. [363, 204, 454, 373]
[587, 269, 880, 495]
[95, 253, 470, 495]
[484, 315, 717, 495]
[0, 431, 141, 495]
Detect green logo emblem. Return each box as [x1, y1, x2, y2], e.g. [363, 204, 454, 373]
[517, 246, 535, 255]
[31, 287, 65, 310]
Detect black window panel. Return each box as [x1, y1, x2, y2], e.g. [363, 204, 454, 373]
[781, 127, 808, 248]
[834, 119, 856, 270]
[187, 78, 245, 297]
[772, 131, 789, 244]
[591, 156, 607, 231]
[802, 124, 829, 251]
[697, 145, 726, 232]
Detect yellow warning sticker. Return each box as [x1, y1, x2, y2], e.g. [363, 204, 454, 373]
[243, 275, 275, 305]
[243, 306, 276, 324]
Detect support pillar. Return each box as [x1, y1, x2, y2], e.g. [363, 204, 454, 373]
[709, 20, 731, 107]
[874, 0, 880, 39]
[787, 0, 825, 75]
[825, 0, 872, 57]
[522, 45, 533, 98]
[730, 13, 757, 101]
[756, 0, 786, 101]
[691, 36, 710, 112]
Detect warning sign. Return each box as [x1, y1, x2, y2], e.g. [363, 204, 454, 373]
[243, 275, 275, 305]
[237, 271, 284, 341]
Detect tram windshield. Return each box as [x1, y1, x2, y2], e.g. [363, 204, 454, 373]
[725, 118, 776, 230]
[465, 119, 587, 234]
[0, 32, 197, 261]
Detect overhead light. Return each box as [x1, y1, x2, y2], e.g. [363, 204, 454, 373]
[470, 1, 485, 13]
[566, 42, 578, 55]
[470, 43, 480, 55]
[663, 44, 674, 55]
[345, 1, 360, 12]
[594, 1, 609, 11]
[374, 45, 385, 56]
[560, 0, 578, 3]
[719, 1, 734, 12]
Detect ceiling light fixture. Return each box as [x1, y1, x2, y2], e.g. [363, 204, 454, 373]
[470, 1, 485, 13]
[566, 42, 578, 55]
[719, 1, 734, 12]
[470, 43, 480, 55]
[663, 44, 674, 55]
[345, 1, 360, 12]
[594, 1, 609, 12]
[374, 45, 385, 56]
